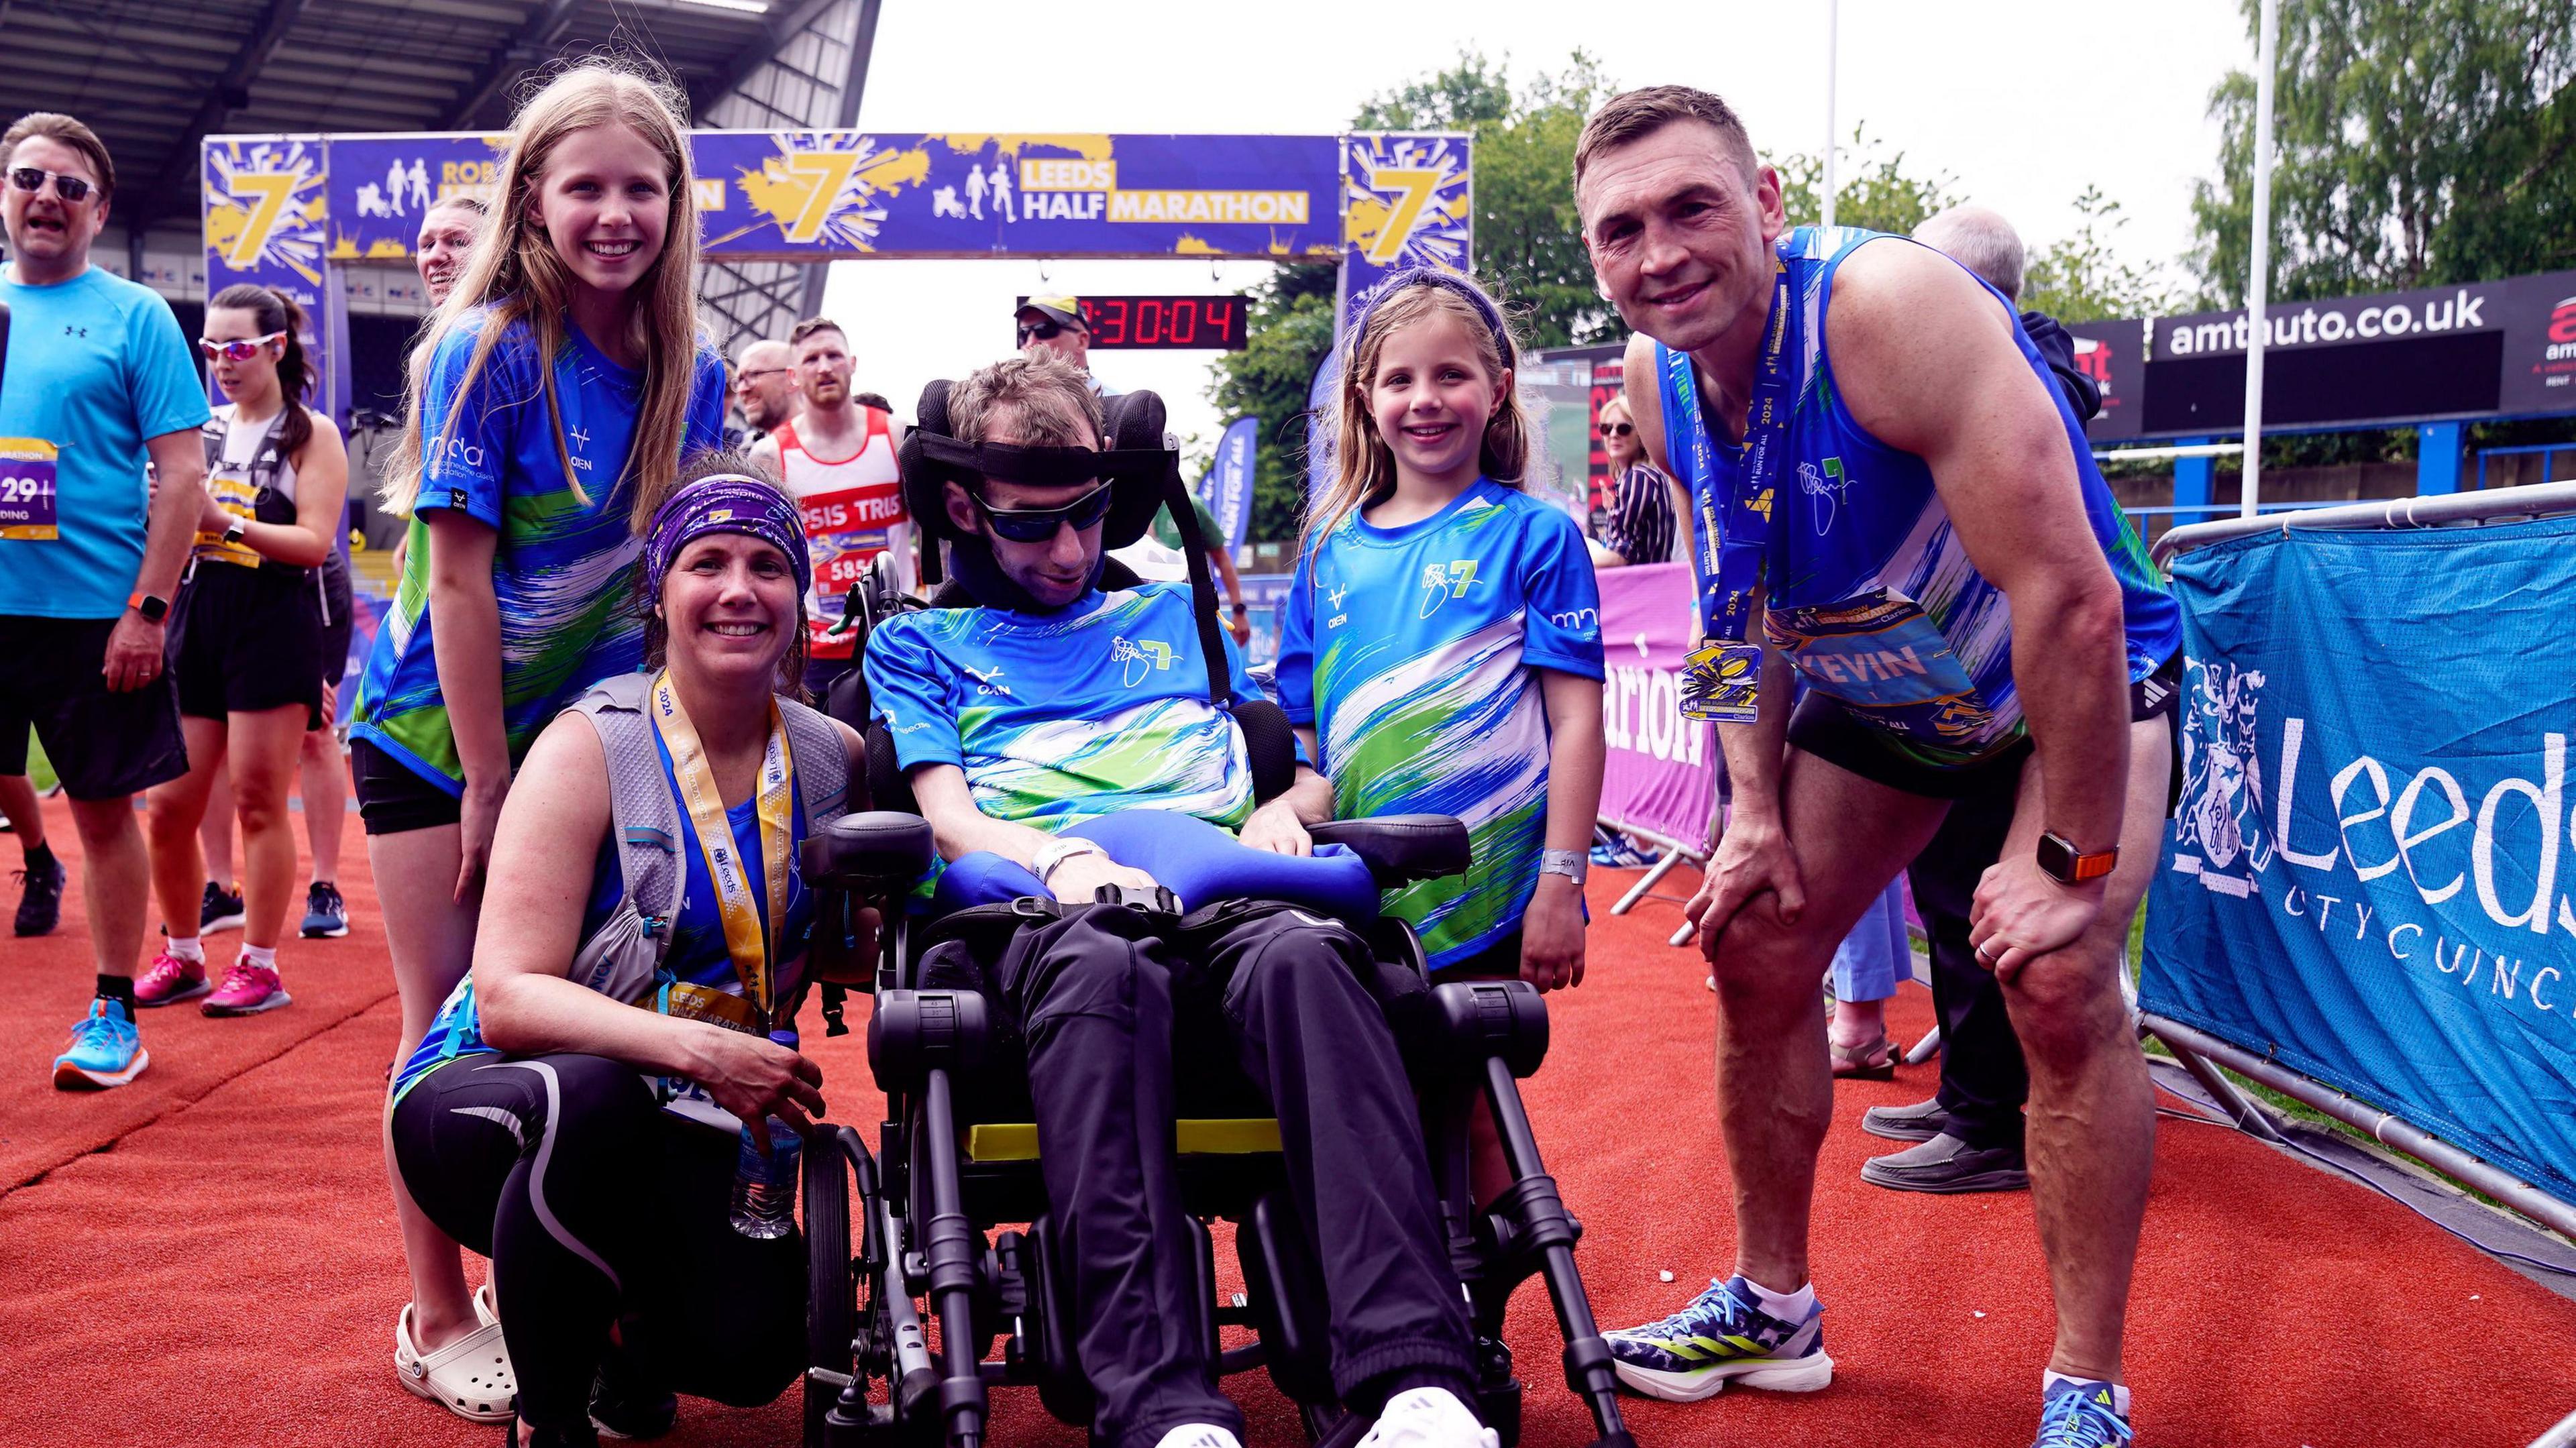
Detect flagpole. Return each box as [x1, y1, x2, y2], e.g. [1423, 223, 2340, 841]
[2241, 0, 2277, 519]
[1821, 0, 1840, 229]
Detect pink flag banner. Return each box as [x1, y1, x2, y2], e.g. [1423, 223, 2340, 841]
[1595, 563, 1722, 849]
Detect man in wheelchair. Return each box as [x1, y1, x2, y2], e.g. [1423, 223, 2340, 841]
[851, 355, 1500, 1448]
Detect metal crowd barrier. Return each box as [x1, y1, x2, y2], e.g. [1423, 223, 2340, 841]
[2143, 480, 2576, 1247]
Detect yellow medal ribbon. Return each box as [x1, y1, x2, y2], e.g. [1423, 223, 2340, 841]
[651, 671, 795, 1034]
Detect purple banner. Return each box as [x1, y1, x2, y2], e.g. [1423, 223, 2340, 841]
[1596, 563, 1721, 847]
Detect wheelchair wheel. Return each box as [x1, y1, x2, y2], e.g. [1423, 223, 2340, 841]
[805, 1129, 860, 1447]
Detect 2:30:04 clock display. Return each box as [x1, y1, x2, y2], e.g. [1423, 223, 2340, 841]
[1022, 295, 1250, 351]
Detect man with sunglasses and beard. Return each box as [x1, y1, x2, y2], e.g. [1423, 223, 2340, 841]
[0, 112, 214, 1089]
[862, 353, 1499, 1448]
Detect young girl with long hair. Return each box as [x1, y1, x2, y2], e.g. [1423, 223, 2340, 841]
[133, 284, 349, 1016]
[344, 60, 728, 1420]
[1273, 271, 1607, 1196]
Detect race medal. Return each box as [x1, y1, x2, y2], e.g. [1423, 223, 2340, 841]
[1678, 642, 1764, 724]
[653, 671, 796, 1034]
[0, 439, 60, 541]
[1661, 239, 1801, 723]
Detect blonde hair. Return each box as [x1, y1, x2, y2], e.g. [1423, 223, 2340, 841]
[380, 60, 704, 533]
[1303, 278, 1531, 556]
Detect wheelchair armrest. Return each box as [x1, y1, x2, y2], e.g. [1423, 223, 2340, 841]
[1307, 815, 1470, 885]
[800, 811, 935, 893]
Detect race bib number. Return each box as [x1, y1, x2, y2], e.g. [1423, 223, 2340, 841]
[0, 439, 60, 541]
[802, 482, 906, 601]
[1768, 588, 2008, 754]
[197, 469, 264, 567]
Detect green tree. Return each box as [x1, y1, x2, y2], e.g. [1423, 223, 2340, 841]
[1772, 124, 1961, 236]
[2023, 188, 2188, 323]
[2193, 0, 2575, 302]
[1208, 263, 1338, 546]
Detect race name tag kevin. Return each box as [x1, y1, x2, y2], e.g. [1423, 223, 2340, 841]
[0, 439, 61, 541]
[1678, 642, 1763, 724]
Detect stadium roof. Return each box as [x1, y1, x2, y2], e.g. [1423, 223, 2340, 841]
[0, 0, 857, 239]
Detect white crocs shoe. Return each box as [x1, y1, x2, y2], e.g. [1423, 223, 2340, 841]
[394, 1302, 517, 1423]
[1358, 1387, 1498, 1448]
[1150, 1425, 1245, 1448]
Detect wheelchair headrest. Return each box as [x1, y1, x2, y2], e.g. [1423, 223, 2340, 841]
[898, 380, 1174, 553]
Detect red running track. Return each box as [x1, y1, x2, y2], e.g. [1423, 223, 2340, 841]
[2, 793, 2571, 1447]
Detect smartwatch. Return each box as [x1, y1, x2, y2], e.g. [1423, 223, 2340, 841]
[1032, 837, 1106, 886]
[221, 519, 248, 548]
[2036, 832, 2118, 886]
[127, 592, 170, 623]
[1539, 848, 1588, 888]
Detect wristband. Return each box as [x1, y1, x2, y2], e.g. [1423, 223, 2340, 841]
[1032, 837, 1106, 885]
[1539, 848, 1588, 888]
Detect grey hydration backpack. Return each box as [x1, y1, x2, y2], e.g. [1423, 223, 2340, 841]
[564, 671, 851, 1015]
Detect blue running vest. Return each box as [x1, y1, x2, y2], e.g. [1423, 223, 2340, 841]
[1656, 225, 2179, 767]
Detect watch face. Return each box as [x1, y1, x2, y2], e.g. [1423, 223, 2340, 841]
[2036, 832, 2077, 884]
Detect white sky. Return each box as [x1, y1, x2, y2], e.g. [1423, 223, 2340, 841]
[819, 0, 2254, 461]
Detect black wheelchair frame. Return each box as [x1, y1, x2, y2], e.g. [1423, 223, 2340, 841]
[787, 381, 1634, 1448]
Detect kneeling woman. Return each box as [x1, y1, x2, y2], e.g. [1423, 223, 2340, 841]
[389, 465, 868, 1448]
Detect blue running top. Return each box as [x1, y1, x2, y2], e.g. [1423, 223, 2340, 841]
[392, 727, 816, 1111]
[1656, 225, 2178, 767]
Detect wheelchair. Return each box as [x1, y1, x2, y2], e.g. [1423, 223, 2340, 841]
[789, 383, 1635, 1448]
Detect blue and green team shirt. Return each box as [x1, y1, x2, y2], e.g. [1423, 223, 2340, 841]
[392, 726, 817, 1114]
[0, 264, 212, 618]
[866, 580, 1273, 834]
[1275, 479, 1606, 971]
[1656, 225, 2180, 769]
[349, 305, 727, 793]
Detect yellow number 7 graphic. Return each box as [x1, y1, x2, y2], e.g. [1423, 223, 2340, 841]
[223, 173, 299, 268]
[779, 150, 865, 244]
[1364, 167, 1445, 266]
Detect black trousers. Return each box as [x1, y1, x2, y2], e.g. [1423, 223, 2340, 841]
[934, 903, 1474, 1448]
[1907, 777, 2031, 1150]
[389, 1053, 806, 1429]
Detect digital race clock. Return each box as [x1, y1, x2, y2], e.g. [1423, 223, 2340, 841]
[1020, 295, 1250, 351]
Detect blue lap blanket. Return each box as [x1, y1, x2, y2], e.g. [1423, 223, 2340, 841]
[930, 810, 1381, 922]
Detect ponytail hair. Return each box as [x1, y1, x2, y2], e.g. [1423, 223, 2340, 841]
[208, 282, 315, 465]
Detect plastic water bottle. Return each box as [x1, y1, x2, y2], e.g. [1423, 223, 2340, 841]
[730, 1115, 802, 1239]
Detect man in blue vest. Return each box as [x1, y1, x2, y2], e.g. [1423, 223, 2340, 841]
[1574, 87, 2180, 1448]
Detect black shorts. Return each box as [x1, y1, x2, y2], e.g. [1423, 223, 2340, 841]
[0, 614, 189, 801]
[1788, 650, 2184, 810]
[170, 564, 323, 724]
[352, 737, 464, 835]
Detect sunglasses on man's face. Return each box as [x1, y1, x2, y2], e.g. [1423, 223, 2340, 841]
[1016, 319, 1081, 346]
[1598, 422, 1635, 438]
[9, 166, 94, 203]
[199, 332, 286, 363]
[973, 479, 1116, 543]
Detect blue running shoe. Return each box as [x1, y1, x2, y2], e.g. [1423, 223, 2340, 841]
[300, 879, 349, 938]
[53, 999, 150, 1091]
[2033, 1378, 2132, 1447]
[1602, 1276, 1833, 1402]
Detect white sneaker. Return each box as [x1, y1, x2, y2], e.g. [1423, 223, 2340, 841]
[1358, 1387, 1497, 1448]
[1150, 1425, 1244, 1448]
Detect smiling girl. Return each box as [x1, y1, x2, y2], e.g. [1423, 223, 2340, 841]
[346, 61, 727, 1421]
[1276, 271, 1607, 999]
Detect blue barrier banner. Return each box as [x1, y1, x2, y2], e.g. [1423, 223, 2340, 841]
[2143, 515, 2576, 1204]
[1204, 415, 1258, 552]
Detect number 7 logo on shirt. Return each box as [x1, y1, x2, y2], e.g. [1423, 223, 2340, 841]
[1417, 560, 1478, 618]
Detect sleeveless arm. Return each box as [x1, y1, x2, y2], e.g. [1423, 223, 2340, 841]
[1623, 331, 1674, 479]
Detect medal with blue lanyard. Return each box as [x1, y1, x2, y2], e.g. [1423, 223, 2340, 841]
[1668, 239, 1799, 723]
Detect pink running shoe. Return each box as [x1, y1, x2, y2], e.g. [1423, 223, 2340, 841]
[201, 959, 291, 1016]
[133, 950, 210, 1007]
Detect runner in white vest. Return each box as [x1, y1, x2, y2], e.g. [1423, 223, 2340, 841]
[750, 317, 910, 697]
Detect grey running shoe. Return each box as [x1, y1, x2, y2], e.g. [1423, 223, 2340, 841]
[1860, 1097, 1953, 1143]
[1859, 1133, 2029, 1194]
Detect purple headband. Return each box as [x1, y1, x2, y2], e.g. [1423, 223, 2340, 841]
[644, 475, 812, 596]
[1354, 266, 1516, 368]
